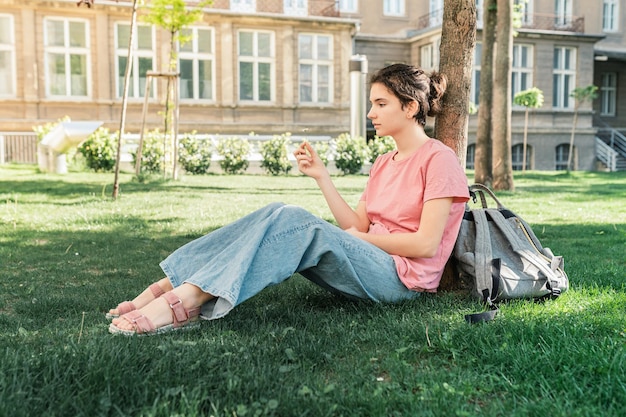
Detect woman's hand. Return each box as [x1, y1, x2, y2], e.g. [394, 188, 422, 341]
[294, 141, 328, 181]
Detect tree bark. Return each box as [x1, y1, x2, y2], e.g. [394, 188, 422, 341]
[491, 0, 514, 191]
[474, 0, 496, 186]
[435, 0, 477, 165]
[436, 0, 476, 292]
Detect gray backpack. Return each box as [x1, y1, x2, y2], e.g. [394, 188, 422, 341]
[453, 184, 569, 323]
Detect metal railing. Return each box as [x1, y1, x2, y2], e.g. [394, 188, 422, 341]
[595, 137, 618, 171]
[0, 132, 38, 164]
[415, 10, 584, 33]
[596, 128, 626, 157]
[0, 131, 334, 165]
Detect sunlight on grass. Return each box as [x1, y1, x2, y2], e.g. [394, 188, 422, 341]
[0, 165, 625, 417]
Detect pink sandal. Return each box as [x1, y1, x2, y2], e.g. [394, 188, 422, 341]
[108, 292, 201, 336]
[105, 283, 165, 320]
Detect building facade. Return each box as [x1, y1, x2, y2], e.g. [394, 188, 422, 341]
[1, 0, 625, 171]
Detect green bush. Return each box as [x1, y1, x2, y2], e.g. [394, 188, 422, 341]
[77, 128, 117, 172]
[332, 133, 369, 175]
[368, 135, 396, 164]
[178, 132, 212, 175]
[260, 133, 293, 176]
[313, 140, 330, 166]
[216, 136, 250, 174]
[132, 129, 165, 174]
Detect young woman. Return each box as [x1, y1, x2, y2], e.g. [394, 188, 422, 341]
[108, 63, 470, 336]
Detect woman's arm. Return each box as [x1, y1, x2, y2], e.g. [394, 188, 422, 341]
[295, 142, 370, 231]
[346, 197, 454, 258]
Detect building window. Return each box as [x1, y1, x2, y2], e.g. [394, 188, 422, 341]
[476, 0, 483, 28]
[420, 44, 433, 71]
[0, 14, 15, 97]
[298, 34, 332, 104]
[238, 30, 274, 102]
[44, 18, 90, 98]
[466, 143, 475, 170]
[555, 143, 574, 170]
[338, 0, 358, 13]
[600, 72, 616, 116]
[512, 143, 531, 171]
[471, 42, 482, 106]
[179, 27, 215, 101]
[429, 0, 443, 26]
[514, 0, 533, 26]
[602, 0, 619, 32]
[554, 0, 572, 27]
[512, 44, 533, 103]
[285, 0, 307, 16]
[552, 47, 576, 109]
[116, 23, 155, 99]
[231, 0, 256, 13]
[384, 0, 405, 16]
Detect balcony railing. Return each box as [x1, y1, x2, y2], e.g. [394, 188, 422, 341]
[416, 10, 584, 34]
[208, 0, 339, 17]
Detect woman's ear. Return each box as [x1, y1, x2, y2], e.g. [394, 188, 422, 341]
[406, 100, 419, 118]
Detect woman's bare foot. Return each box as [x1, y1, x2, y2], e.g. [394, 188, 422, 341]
[107, 277, 173, 318]
[110, 283, 213, 332]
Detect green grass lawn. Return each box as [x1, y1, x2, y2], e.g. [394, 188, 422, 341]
[1, 164, 624, 417]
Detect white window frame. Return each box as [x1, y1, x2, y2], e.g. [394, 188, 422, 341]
[600, 72, 616, 117]
[602, 0, 619, 32]
[238, 30, 275, 103]
[471, 42, 482, 107]
[552, 46, 576, 109]
[0, 14, 16, 97]
[298, 33, 333, 105]
[115, 22, 155, 99]
[43, 17, 90, 98]
[554, 0, 572, 27]
[231, 0, 256, 13]
[284, 0, 307, 16]
[178, 26, 215, 101]
[429, 0, 444, 26]
[420, 44, 433, 71]
[475, 0, 483, 28]
[511, 43, 533, 104]
[338, 0, 358, 13]
[384, 0, 405, 17]
[514, 0, 533, 26]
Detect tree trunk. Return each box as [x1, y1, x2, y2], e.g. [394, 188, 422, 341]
[112, 0, 139, 199]
[435, 0, 477, 165]
[567, 103, 580, 171]
[436, 0, 476, 292]
[474, 0, 496, 186]
[491, 0, 514, 191]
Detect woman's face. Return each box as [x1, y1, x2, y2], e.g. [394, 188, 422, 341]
[367, 82, 414, 137]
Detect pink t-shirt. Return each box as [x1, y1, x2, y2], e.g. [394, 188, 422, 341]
[360, 139, 469, 292]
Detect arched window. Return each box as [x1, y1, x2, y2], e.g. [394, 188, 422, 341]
[466, 143, 475, 170]
[556, 143, 576, 170]
[512, 143, 531, 171]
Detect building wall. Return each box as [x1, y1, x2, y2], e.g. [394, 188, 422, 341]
[2, 0, 625, 171]
[350, 0, 621, 171]
[0, 0, 357, 138]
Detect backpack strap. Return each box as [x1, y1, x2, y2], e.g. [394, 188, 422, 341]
[472, 209, 494, 305]
[464, 208, 500, 324]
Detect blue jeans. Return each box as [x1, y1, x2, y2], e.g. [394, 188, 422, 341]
[160, 202, 419, 320]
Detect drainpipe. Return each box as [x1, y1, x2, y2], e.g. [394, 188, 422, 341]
[349, 54, 368, 139]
